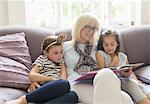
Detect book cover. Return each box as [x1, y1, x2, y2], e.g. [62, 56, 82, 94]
[74, 63, 144, 81]
[74, 70, 99, 81]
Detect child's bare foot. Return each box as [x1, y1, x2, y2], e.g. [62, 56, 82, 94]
[5, 96, 27, 104]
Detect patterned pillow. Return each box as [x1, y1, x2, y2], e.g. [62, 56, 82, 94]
[0, 32, 32, 89]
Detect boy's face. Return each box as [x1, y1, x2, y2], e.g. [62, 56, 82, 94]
[45, 45, 63, 63]
[102, 35, 118, 55]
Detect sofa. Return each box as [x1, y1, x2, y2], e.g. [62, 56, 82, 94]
[0, 25, 150, 104]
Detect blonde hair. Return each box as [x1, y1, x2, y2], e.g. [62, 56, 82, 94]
[72, 14, 100, 45]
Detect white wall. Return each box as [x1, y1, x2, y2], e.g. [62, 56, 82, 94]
[0, 0, 26, 26]
[0, 0, 8, 26]
[141, 1, 150, 25]
[7, 0, 26, 25]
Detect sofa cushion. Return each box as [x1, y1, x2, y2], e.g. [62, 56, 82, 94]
[0, 87, 26, 103]
[135, 65, 150, 84]
[0, 32, 32, 69]
[0, 32, 32, 89]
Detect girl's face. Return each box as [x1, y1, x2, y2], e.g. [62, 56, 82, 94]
[45, 45, 63, 63]
[102, 35, 118, 55]
[79, 21, 98, 43]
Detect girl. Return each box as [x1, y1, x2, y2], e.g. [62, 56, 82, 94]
[5, 33, 78, 104]
[96, 29, 150, 104]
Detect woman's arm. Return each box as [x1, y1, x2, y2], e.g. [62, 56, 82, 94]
[60, 63, 67, 79]
[29, 65, 56, 82]
[96, 52, 105, 69]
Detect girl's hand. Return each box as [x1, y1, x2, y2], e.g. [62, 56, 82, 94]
[27, 82, 41, 92]
[120, 69, 132, 77]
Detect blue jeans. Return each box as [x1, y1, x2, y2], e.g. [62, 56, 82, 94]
[26, 79, 78, 103]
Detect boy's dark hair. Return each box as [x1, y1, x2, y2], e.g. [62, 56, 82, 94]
[97, 29, 120, 53]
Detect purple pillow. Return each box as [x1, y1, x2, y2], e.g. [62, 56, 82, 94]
[0, 32, 32, 89]
[0, 56, 30, 89]
[0, 32, 32, 69]
[135, 65, 150, 85]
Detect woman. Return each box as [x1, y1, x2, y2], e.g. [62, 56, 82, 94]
[63, 14, 134, 104]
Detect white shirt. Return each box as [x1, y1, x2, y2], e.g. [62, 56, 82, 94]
[64, 41, 97, 82]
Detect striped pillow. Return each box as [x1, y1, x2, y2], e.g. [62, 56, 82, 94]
[0, 32, 32, 69]
[0, 32, 32, 89]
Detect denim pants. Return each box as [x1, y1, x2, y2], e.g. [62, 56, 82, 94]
[26, 79, 78, 103]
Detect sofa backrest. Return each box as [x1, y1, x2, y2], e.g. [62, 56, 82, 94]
[0, 26, 54, 62]
[1, 25, 150, 66]
[119, 25, 150, 65]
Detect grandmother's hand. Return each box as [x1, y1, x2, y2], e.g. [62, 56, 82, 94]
[88, 35, 94, 44]
[27, 82, 41, 92]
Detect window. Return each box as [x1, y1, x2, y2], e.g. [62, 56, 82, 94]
[107, 1, 141, 26]
[25, 0, 141, 31]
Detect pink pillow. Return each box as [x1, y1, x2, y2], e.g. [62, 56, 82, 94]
[0, 32, 32, 89]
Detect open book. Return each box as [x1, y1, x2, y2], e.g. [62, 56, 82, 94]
[74, 70, 99, 81]
[110, 62, 144, 73]
[74, 63, 144, 81]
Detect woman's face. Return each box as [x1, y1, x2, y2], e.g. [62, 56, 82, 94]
[79, 21, 98, 43]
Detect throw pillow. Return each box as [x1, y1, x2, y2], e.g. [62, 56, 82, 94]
[0, 32, 32, 69]
[135, 65, 150, 84]
[0, 32, 32, 89]
[0, 56, 30, 89]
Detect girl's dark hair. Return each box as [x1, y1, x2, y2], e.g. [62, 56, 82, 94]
[97, 29, 120, 53]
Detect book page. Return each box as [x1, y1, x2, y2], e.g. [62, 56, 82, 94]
[120, 63, 144, 70]
[110, 62, 144, 72]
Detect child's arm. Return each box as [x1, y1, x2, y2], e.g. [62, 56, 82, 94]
[96, 52, 105, 69]
[126, 60, 141, 81]
[120, 59, 133, 77]
[130, 72, 139, 80]
[125, 60, 142, 82]
[60, 63, 67, 79]
[27, 82, 41, 92]
[29, 65, 56, 83]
